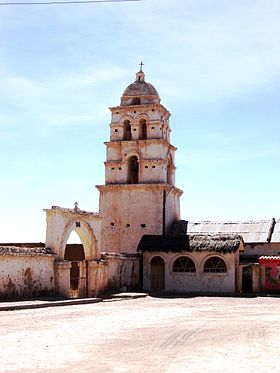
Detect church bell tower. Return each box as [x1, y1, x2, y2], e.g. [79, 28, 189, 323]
[97, 66, 183, 254]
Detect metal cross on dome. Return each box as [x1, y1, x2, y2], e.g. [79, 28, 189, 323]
[139, 61, 144, 71]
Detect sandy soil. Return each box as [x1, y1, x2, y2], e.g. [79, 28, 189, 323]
[0, 295, 280, 372]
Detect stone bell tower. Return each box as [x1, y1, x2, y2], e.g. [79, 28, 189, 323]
[97, 66, 183, 254]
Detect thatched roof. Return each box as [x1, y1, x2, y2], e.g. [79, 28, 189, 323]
[137, 234, 242, 254]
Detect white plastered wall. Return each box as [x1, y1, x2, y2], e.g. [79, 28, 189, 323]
[142, 251, 239, 293]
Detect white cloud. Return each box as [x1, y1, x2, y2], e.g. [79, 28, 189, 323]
[0, 64, 125, 129]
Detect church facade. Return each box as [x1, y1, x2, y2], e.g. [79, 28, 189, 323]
[0, 68, 279, 299]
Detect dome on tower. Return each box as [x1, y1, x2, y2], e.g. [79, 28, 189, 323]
[120, 69, 161, 106]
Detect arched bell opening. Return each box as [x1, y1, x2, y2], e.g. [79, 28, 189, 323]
[139, 119, 147, 140]
[123, 120, 132, 140]
[127, 155, 139, 184]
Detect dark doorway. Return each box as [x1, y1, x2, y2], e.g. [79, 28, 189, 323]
[150, 256, 165, 291]
[242, 266, 253, 293]
[64, 244, 86, 297]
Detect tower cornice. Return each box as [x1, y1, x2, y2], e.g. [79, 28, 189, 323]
[96, 183, 183, 196]
[109, 103, 171, 118]
[104, 138, 177, 151]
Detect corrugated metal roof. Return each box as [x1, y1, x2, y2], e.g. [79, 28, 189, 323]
[188, 219, 280, 244]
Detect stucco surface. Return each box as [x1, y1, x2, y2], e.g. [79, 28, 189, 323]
[0, 296, 280, 372]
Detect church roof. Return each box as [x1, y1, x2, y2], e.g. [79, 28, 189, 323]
[138, 234, 242, 254]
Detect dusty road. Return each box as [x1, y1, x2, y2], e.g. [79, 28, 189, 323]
[0, 296, 280, 372]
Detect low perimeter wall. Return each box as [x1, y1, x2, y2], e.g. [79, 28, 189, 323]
[0, 254, 55, 299]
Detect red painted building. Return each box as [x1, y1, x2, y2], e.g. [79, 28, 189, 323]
[259, 256, 280, 292]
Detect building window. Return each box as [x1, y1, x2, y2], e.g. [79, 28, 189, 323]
[204, 257, 227, 273]
[173, 256, 196, 273]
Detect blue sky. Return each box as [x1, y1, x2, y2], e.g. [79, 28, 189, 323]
[0, 0, 279, 242]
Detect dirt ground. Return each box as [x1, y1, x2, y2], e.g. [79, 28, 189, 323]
[0, 295, 280, 373]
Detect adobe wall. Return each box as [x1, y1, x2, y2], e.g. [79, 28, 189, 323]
[98, 184, 182, 254]
[101, 253, 141, 292]
[0, 254, 55, 299]
[98, 185, 165, 253]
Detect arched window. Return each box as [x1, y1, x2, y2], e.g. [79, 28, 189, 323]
[131, 97, 141, 105]
[204, 257, 227, 273]
[123, 120, 132, 140]
[150, 256, 165, 290]
[139, 119, 147, 139]
[173, 256, 196, 273]
[127, 156, 139, 184]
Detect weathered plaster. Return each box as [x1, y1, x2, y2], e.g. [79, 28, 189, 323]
[0, 254, 55, 299]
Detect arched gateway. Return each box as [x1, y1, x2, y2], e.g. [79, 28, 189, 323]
[44, 205, 105, 298]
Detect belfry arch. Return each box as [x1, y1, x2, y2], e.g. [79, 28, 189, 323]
[139, 118, 147, 139]
[123, 120, 132, 140]
[127, 155, 139, 184]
